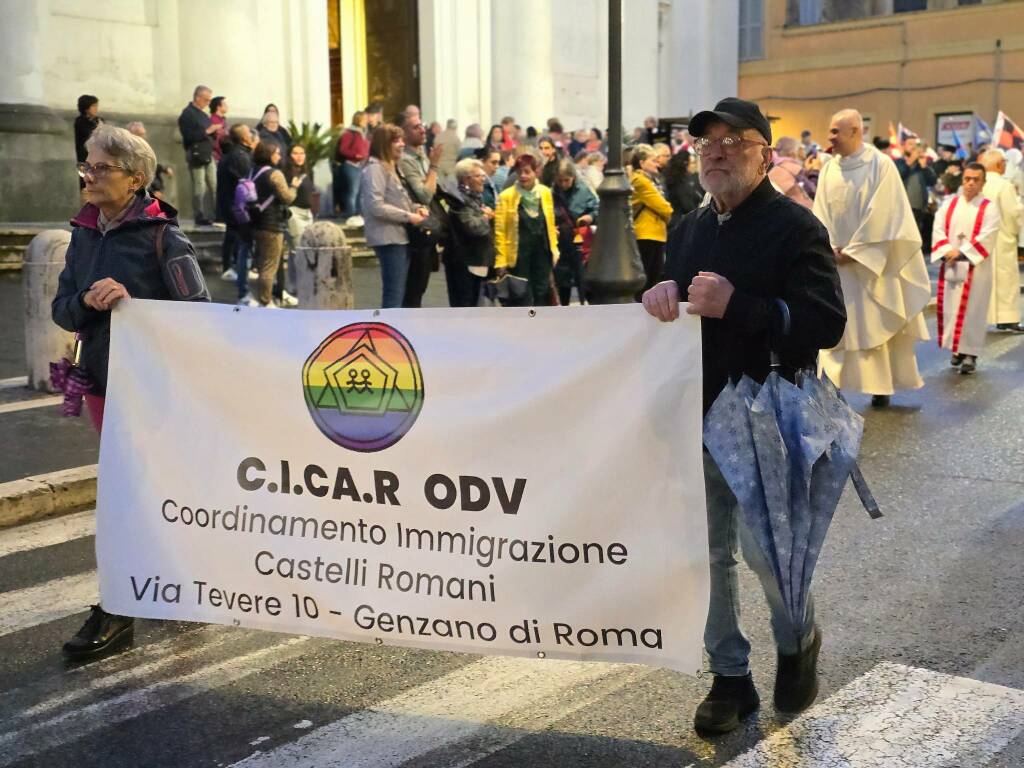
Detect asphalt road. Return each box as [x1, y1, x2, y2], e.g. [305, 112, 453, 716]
[0, 300, 1022, 766]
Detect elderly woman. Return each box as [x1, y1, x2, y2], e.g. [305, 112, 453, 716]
[361, 124, 428, 308]
[630, 143, 674, 300]
[52, 124, 209, 661]
[444, 158, 495, 307]
[494, 154, 559, 306]
[551, 159, 598, 305]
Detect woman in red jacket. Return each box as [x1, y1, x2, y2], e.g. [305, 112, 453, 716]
[335, 111, 370, 224]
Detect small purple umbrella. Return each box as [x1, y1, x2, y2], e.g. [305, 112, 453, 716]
[50, 338, 93, 416]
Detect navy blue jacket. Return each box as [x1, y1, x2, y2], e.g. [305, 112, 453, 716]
[52, 195, 210, 395]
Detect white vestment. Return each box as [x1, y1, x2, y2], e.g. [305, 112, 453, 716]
[813, 145, 931, 395]
[982, 174, 1023, 325]
[931, 193, 1001, 356]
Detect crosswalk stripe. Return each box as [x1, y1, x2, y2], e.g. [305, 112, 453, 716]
[0, 510, 95, 558]
[722, 662, 1024, 767]
[0, 571, 98, 638]
[229, 656, 640, 768]
[0, 635, 311, 766]
[0, 395, 63, 415]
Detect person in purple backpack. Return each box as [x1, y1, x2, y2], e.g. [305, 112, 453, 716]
[216, 124, 259, 302]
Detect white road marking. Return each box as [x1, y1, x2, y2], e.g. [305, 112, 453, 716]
[0, 376, 28, 389]
[0, 509, 95, 558]
[723, 662, 1024, 767]
[230, 656, 649, 768]
[0, 636, 311, 766]
[0, 571, 98, 638]
[293, 720, 313, 730]
[0, 395, 63, 415]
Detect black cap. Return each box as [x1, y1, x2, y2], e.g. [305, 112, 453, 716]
[688, 98, 772, 145]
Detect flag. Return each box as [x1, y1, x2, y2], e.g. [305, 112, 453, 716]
[951, 129, 968, 160]
[974, 116, 992, 148]
[992, 111, 1024, 151]
[897, 123, 918, 143]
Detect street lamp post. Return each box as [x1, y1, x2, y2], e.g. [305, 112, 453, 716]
[585, 0, 645, 305]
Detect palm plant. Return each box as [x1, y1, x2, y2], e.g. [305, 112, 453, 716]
[287, 121, 342, 167]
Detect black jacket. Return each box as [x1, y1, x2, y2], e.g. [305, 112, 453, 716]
[446, 187, 494, 269]
[52, 195, 210, 395]
[216, 143, 254, 225]
[663, 177, 846, 414]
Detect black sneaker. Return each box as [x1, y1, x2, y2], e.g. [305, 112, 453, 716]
[62, 605, 134, 662]
[694, 673, 760, 735]
[996, 323, 1024, 334]
[959, 356, 977, 375]
[774, 625, 821, 714]
[870, 394, 891, 408]
[950, 353, 965, 367]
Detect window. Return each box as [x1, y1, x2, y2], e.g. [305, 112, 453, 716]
[739, 0, 764, 61]
[799, 0, 823, 24]
[893, 0, 926, 12]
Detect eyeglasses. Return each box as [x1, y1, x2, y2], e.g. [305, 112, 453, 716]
[76, 162, 126, 179]
[691, 136, 769, 156]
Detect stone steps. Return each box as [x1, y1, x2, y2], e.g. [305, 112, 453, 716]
[0, 221, 374, 271]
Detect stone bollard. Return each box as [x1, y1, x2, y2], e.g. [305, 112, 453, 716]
[293, 221, 354, 310]
[24, 230, 73, 392]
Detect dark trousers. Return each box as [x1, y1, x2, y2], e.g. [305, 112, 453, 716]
[913, 208, 934, 255]
[403, 243, 434, 308]
[635, 239, 666, 301]
[445, 260, 484, 307]
[554, 243, 585, 306]
[510, 247, 554, 307]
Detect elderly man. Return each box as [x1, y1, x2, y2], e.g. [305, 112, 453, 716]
[769, 137, 813, 208]
[396, 111, 444, 307]
[932, 163, 1002, 374]
[979, 150, 1024, 332]
[643, 98, 845, 734]
[177, 85, 220, 225]
[814, 109, 931, 406]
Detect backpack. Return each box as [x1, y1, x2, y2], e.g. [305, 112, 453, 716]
[232, 166, 272, 225]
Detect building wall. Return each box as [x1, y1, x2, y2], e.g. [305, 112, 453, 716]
[738, 0, 1024, 146]
[0, 0, 330, 222]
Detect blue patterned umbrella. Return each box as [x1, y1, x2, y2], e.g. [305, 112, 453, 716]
[704, 369, 877, 639]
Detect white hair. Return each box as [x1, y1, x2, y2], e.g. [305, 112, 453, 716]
[85, 124, 157, 187]
[454, 157, 483, 182]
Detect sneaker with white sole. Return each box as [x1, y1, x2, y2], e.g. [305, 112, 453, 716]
[280, 290, 299, 307]
[221, 267, 238, 282]
[260, 301, 280, 309]
[237, 293, 258, 307]
[345, 215, 364, 227]
[248, 269, 259, 280]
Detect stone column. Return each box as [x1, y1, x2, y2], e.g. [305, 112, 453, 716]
[23, 230, 73, 392]
[293, 221, 353, 310]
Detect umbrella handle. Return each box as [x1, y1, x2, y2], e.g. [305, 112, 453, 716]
[769, 298, 791, 370]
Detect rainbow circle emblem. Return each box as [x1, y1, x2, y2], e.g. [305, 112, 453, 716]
[302, 322, 424, 452]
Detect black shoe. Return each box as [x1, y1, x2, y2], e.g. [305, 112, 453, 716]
[194, 217, 213, 227]
[959, 356, 977, 375]
[870, 394, 891, 408]
[774, 626, 821, 714]
[950, 353, 965, 367]
[62, 605, 134, 661]
[996, 323, 1024, 334]
[694, 673, 760, 735]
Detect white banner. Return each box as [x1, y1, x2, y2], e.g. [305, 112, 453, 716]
[97, 301, 709, 674]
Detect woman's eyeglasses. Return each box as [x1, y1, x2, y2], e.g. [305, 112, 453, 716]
[76, 162, 127, 179]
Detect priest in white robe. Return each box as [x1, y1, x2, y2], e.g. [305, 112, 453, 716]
[813, 110, 931, 407]
[978, 150, 1023, 332]
[931, 163, 1002, 374]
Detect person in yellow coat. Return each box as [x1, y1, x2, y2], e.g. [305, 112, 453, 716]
[494, 154, 560, 306]
[631, 144, 674, 300]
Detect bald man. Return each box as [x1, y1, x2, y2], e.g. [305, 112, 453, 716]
[813, 109, 931, 406]
[979, 150, 1024, 332]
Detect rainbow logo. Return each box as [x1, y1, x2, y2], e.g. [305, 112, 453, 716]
[302, 322, 424, 452]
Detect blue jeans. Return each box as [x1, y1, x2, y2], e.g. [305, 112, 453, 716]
[340, 163, 362, 218]
[375, 244, 408, 309]
[234, 232, 252, 299]
[703, 451, 815, 676]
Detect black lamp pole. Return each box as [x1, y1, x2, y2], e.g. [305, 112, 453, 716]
[585, 0, 645, 305]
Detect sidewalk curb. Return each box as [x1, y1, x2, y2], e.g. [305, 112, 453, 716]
[0, 465, 97, 529]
